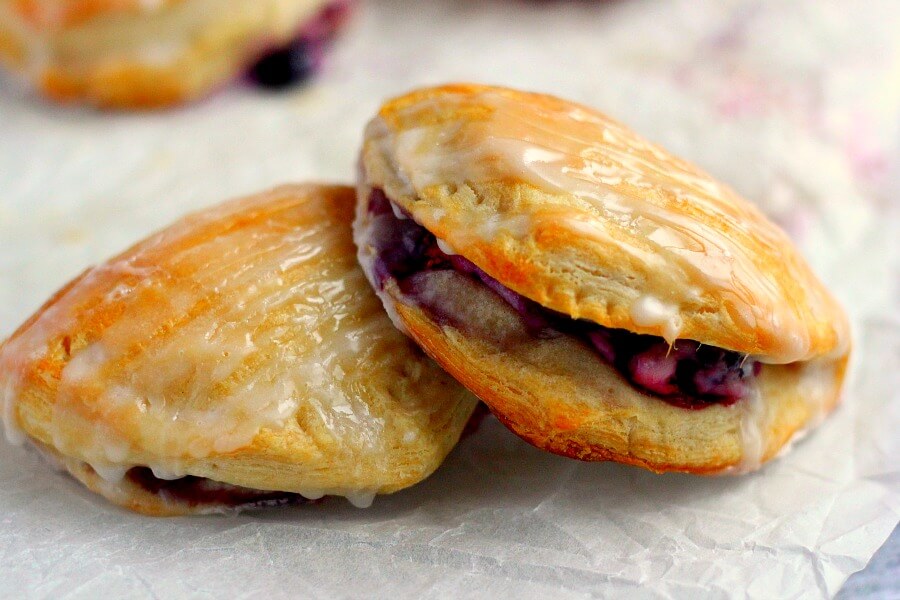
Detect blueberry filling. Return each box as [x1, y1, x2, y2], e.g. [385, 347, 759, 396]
[365, 189, 760, 409]
[249, 40, 319, 89]
[125, 467, 314, 509]
[248, 0, 353, 89]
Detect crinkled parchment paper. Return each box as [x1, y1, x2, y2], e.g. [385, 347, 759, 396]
[0, 1, 898, 598]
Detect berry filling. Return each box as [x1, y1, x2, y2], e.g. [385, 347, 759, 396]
[248, 0, 353, 89]
[125, 467, 314, 510]
[364, 189, 760, 409]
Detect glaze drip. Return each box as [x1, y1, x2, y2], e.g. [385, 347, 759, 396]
[365, 189, 759, 409]
[366, 85, 851, 363]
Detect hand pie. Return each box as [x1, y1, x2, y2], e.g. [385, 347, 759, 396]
[354, 84, 851, 474]
[0, 0, 351, 108]
[0, 184, 477, 515]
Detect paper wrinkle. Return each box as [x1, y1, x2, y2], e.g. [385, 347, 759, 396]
[1, 0, 899, 598]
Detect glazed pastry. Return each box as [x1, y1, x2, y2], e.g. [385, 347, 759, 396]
[0, 184, 477, 515]
[0, 0, 352, 108]
[354, 84, 851, 474]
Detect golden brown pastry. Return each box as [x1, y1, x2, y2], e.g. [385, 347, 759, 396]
[0, 184, 477, 515]
[354, 83, 851, 475]
[0, 0, 350, 108]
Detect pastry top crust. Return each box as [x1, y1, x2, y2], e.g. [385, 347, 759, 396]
[0, 0, 333, 108]
[0, 184, 476, 498]
[9, 0, 187, 29]
[360, 83, 850, 363]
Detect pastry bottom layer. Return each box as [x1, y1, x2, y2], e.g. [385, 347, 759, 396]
[125, 467, 309, 510]
[384, 278, 845, 473]
[34, 442, 311, 516]
[27, 400, 492, 516]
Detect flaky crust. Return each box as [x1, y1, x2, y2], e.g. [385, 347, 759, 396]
[0, 184, 477, 515]
[0, 0, 329, 108]
[380, 272, 847, 474]
[360, 84, 850, 364]
[7, 1, 189, 29]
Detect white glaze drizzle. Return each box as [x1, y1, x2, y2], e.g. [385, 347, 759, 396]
[344, 490, 376, 509]
[390, 202, 409, 221]
[369, 87, 850, 363]
[89, 462, 131, 484]
[435, 238, 456, 256]
[773, 359, 841, 459]
[629, 296, 684, 344]
[0, 189, 450, 505]
[729, 357, 840, 473]
[2, 376, 25, 445]
[735, 387, 769, 473]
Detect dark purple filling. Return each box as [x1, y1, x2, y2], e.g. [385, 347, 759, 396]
[248, 0, 353, 89]
[366, 189, 760, 409]
[126, 467, 315, 510]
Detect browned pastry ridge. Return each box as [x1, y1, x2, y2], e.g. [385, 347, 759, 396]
[0, 184, 477, 515]
[354, 83, 851, 474]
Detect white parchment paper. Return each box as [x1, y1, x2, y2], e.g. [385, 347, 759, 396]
[1, 1, 898, 598]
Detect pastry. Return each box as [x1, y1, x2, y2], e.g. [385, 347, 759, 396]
[354, 83, 851, 474]
[0, 0, 352, 108]
[0, 184, 477, 515]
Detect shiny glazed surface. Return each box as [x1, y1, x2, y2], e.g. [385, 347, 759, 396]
[364, 84, 850, 363]
[0, 185, 476, 504]
[363, 188, 761, 409]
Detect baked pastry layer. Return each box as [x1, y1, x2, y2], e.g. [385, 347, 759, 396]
[354, 187, 848, 474]
[360, 83, 849, 364]
[355, 84, 852, 473]
[360, 188, 762, 409]
[0, 184, 477, 515]
[0, 0, 337, 108]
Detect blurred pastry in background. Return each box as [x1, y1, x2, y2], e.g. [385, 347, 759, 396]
[354, 83, 851, 475]
[0, 0, 354, 109]
[0, 184, 477, 515]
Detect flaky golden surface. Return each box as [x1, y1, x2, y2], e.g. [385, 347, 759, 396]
[0, 0, 327, 108]
[360, 84, 849, 364]
[0, 184, 477, 515]
[355, 98, 852, 473]
[8, 1, 188, 28]
[379, 269, 847, 474]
